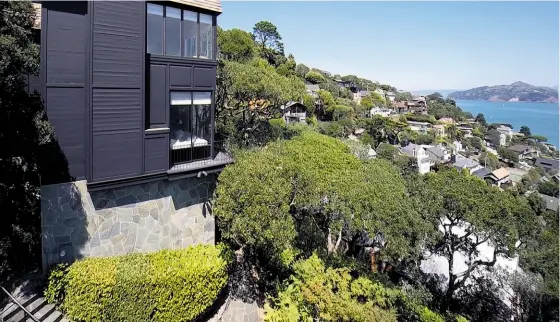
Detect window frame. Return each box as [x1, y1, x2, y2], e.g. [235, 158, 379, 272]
[168, 90, 215, 164]
[146, 2, 216, 61]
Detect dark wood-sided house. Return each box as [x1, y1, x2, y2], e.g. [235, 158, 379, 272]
[33, 0, 230, 272]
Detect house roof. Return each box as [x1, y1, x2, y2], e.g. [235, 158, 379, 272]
[534, 158, 559, 170]
[306, 84, 320, 92]
[359, 90, 370, 97]
[491, 167, 510, 180]
[393, 101, 407, 108]
[399, 143, 424, 158]
[426, 147, 445, 159]
[453, 155, 480, 169]
[438, 117, 454, 123]
[508, 144, 531, 153]
[539, 194, 559, 212]
[473, 167, 492, 179]
[407, 121, 430, 126]
[33, 1, 223, 28]
[282, 101, 306, 111]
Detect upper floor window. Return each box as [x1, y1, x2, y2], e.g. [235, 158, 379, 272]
[147, 3, 215, 60]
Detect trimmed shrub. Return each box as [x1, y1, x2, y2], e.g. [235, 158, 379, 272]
[44, 263, 69, 307]
[304, 71, 326, 84]
[268, 117, 286, 128]
[45, 244, 232, 322]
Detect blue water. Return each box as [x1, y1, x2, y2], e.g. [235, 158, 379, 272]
[455, 100, 560, 147]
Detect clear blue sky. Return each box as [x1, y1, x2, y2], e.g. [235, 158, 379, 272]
[218, 1, 559, 92]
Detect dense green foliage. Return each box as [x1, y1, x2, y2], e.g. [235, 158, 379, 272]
[427, 99, 469, 121]
[45, 245, 232, 322]
[407, 168, 533, 310]
[0, 0, 61, 280]
[264, 254, 398, 322]
[214, 131, 427, 267]
[264, 254, 455, 322]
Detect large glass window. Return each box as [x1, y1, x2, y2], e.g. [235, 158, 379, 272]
[165, 7, 181, 56]
[146, 3, 214, 60]
[199, 14, 213, 59]
[170, 92, 212, 163]
[147, 4, 164, 54]
[183, 10, 198, 58]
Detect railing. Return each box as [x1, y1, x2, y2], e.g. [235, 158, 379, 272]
[169, 140, 233, 173]
[0, 286, 40, 322]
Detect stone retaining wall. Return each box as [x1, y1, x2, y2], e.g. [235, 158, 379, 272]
[41, 175, 216, 271]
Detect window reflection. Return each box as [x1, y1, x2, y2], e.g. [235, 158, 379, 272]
[165, 7, 181, 56]
[199, 14, 212, 59]
[170, 92, 212, 163]
[183, 10, 198, 58]
[147, 4, 163, 55]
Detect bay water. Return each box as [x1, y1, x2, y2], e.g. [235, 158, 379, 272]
[455, 100, 560, 147]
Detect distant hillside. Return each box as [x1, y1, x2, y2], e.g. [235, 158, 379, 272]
[448, 82, 558, 103]
[410, 89, 464, 97]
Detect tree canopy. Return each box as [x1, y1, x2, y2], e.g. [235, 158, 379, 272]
[217, 27, 256, 62]
[0, 0, 57, 279]
[408, 168, 533, 310]
[213, 131, 428, 266]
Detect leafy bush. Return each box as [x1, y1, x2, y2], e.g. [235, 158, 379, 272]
[330, 104, 354, 121]
[304, 71, 326, 84]
[44, 263, 69, 307]
[264, 254, 398, 322]
[45, 245, 232, 322]
[269, 117, 286, 128]
[264, 254, 447, 322]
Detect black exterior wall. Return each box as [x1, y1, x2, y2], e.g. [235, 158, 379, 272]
[40, 1, 219, 187]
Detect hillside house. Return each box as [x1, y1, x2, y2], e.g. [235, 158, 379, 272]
[399, 143, 433, 174]
[426, 145, 450, 162]
[386, 92, 396, 102]
[406, 97, 428, 115]
[370, 107, 392, 118]
[496, 125, 514, 138]
[486, 168, 511, 187]
[533, 158, 559, 172]
[33, 0, 227, 272]
[507, 144, 540, 160]
[451, 154, 483, 174]
[457, 126, 473, 138]
[407, 121, 430, 135]
[432, 124, 446, 137]
[305, 83, 320, 96]
[437, 117, 454, 124]
[282, 101, 307, 124]
[392, 101, 408, 114]
[539, 194, 559, 212]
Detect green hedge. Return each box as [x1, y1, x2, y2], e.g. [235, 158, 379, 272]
[45, 244, 232, 322]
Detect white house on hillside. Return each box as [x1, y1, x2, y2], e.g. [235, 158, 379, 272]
[399, 143, 433, 174]
[370, 107, 392, 118]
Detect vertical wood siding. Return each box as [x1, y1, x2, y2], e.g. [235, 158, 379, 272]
[42, 2, 88, 180]
[91, 1, 144, 181]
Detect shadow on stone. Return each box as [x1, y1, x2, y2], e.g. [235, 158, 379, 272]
[41, 182, 90, 276]
[42, 173, 219, 277]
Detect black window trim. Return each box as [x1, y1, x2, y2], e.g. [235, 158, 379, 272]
[146, 1, 216, 61]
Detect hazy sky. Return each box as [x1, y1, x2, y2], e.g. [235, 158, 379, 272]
[218, 1, 559, 91]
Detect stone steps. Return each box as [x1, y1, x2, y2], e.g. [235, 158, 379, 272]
[1, 293, 68, 322]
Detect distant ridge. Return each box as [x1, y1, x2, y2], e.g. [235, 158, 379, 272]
[448, 81, 558, 103]
[409, 89, 464, 97]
